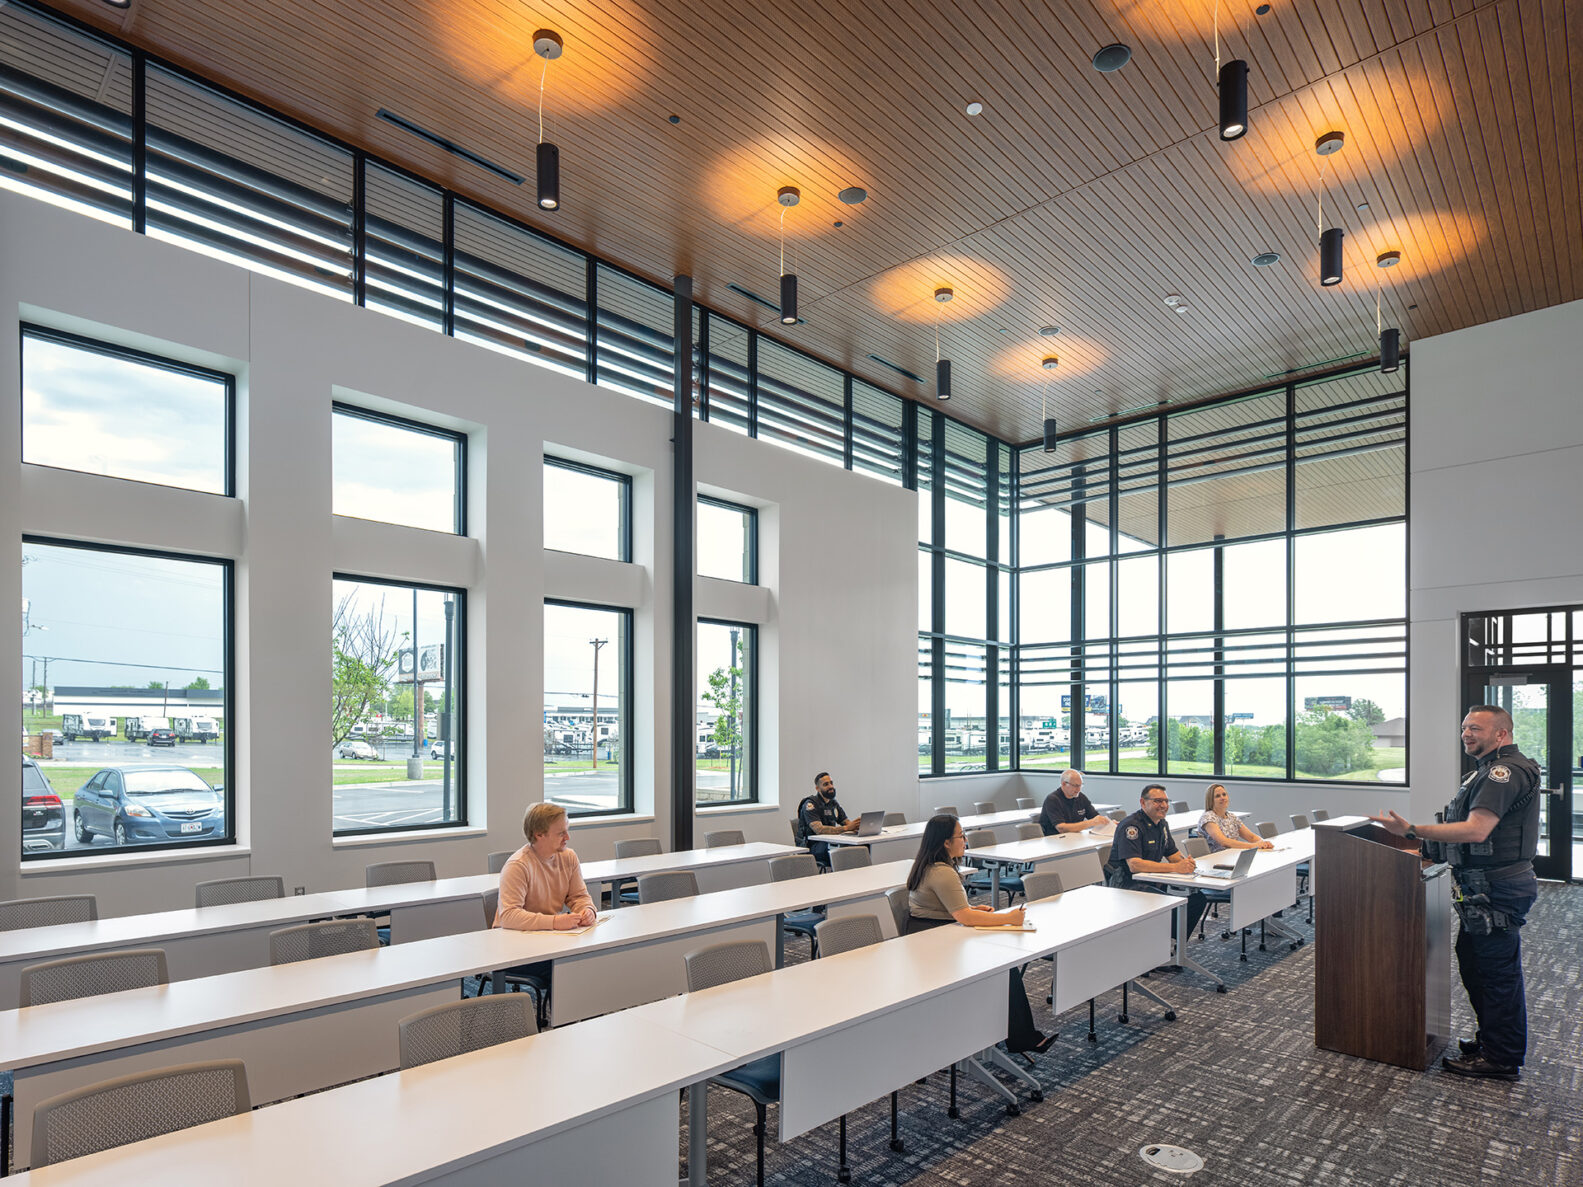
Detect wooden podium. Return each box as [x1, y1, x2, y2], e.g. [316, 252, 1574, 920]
[1313, 820, 1452, 1070]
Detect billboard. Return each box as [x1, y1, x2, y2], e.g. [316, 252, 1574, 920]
[1060, 694, 1108, 711]
[1304, 695, 1352, 712]
[395, 643, 445, 684]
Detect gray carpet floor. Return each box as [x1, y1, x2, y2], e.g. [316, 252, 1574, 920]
[682, 882, 1581, 1185]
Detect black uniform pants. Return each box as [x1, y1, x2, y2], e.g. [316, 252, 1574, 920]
[1456, 872, 1537, 1067]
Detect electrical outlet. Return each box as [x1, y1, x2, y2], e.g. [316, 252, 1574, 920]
[294, 886, 305, 895]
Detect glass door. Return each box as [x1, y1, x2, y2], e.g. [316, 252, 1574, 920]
[1461, 667, 1572, 882]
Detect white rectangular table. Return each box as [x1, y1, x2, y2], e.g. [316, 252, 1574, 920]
[963, 832, 1110, 901]
[0, 843, 804, 1009]
[822, 808, 1037, 863]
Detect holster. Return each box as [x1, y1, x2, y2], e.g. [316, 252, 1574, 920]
[1451, 867, 1509, 935]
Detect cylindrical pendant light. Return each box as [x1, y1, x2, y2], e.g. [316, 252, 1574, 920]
[1040, 356, 1059, 451]
[778, 186, 800, 324]
[1319, 226, 1343, 286]
[536, 141, 560, 211]
[534, 31, 563, 212]
[1218, 59, 1248, 140]
[1379, 328, 1400, 374]
[936, 359, 952, 400]
[934, 287, 953, 400]
[1042, 417, 1059, 452]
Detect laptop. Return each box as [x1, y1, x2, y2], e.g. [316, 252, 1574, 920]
[1199, 848, 1257, 880]
[855, 811, 887, 837]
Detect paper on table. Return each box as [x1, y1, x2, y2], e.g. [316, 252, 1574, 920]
[549, 915, 609, 937]
[972, 922, 1037, 932]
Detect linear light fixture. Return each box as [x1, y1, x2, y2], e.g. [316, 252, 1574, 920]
[374, 110, 524, 185]
[866, 354, 925, 383]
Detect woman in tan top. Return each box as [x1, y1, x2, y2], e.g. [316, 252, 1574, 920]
[494, 802, 596, 931]
[905, 814, 1025, 932]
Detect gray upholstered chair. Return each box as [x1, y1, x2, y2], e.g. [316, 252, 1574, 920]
[829, 846, 872, 872]
[972, 800, 996, 815]
[684, 940, 778, 1187]
[1290, 814, 1310, 831]
[637, 870, 698, 904]
[1021, 869, 1065, 902]
[1255, 821, 1279, 839]
[365, 860, 436, 887]
[486, 850, 514, 874]
[0, 894, 97, 932]
[31, 1060, 250, 1167]
[194, 876, 284, 908]
[933, 805, 960, 818]
[1184, 836, 1210, 859]
[770, 853, 819, 882]
[704, 829, 745, 848]
[1171, 800, 1189, 814]
[882, 812, 907, 827]
[20, 948, 169, 1007]
[1106, 808, 1128, 821]
[1016, 797, 1036, 810]
[268, 918, 378, 966]
[1016, 822, 1043, 841]
[1311, 809, 1331, 822]
[614, 838, 662, 858]
[885, 886, 911, 938]
[398, 993, 537, 1069]
[768, 854, 823, 954]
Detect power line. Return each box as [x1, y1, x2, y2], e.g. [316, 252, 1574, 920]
[20, 654, 223, 675]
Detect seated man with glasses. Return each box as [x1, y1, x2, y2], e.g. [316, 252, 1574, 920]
[1108, 783, 1208, 941]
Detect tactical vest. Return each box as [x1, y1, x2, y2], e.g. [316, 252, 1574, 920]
[1445, 750, 1540, 868]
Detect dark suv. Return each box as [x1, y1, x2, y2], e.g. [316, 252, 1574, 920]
[147, 727, 177, 747]
[22, 756, 65, 852]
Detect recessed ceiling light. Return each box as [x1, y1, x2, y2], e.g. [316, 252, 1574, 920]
[838, 186, 867, 204]
[965, 102, 983, 116]
[1256, 3, 1272, 14]
[1376, 250, 1402, 268]
[1092, 44, 1132, 72]
[1356, 200, 1370, 211]
[1251, 251, 1281, 266]
[1173, 305, 1191, 314]
[1042, 356, 1060, 369]
[1408, 303, 1418, 310]
[668, 114, 680, 125]
[1038, 325, 1061, 336]
[1315, 130, 1345, 156]
[100, 0, 132, 8]
[935, 287, 954, 303]
[833, 220, 843, 228]
[1163, 294, 1183, 306]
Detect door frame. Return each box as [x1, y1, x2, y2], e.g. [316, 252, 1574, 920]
[1459, 664, 1573, 883]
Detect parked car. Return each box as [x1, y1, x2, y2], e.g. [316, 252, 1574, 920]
[147, 727, 178, 747]
[337, 739, 378, 760]
[21, 755, 64, 852]
[72, 765, 224, 847]
[429, 742, 451, 760]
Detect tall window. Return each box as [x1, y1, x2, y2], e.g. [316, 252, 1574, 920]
[332, 406, 465, 533]
[22, 327, 233, 495]
[696, 621, 756, 805]
[21, 540, 231, 858]
[543, 601, 632, 816]
[698, 497, 756, 583]
[543, 459, 631, 561]
[1015, 365, 1407, 786]
[331, 578, 465, 835]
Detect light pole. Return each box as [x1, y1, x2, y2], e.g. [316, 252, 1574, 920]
[589, 638, 607, 768]
[441, 598, 455, 821]
[728, 627, 739, 797]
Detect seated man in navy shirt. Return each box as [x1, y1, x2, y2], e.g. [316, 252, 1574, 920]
[797, 770, 859, 867]
[1038, 769, 1108, 835]
[1109, 783, 1208, 939]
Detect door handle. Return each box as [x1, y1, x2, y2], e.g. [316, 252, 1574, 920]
[1540, 787, 1565, 798]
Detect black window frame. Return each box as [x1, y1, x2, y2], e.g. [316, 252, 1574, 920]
[21, 535, 235, 862]
[331, 402, 467, 535]
[20, 323, 237, 498]
[543, 457, 633, 563]
[696, 618, 758, 807]
[697, 495, 758, 585]
[543, 597, 635, 818]
[330, 573, 468, 837]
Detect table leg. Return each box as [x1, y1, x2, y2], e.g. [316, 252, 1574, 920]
[1170, 898, 1225, 992]
[686, 1081, 708, 1187]
[607, 877, 625, 909]
[1264, 915, 1304, 947]
[991, 866, 1002, 906]
[775, 913, 786, 968]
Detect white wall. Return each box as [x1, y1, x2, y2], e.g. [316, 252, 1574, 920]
[1407, 296, 1583, 823]
[1, 192, 916, 914]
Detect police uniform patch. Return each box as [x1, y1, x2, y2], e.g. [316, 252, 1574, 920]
[804, 799, 818, 811]
[1126, 826, 1139, 839]
[1489, 765, 1510, 783]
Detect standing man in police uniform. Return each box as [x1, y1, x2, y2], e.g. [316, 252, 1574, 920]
[1370, 705, 1541, 1081]
[798, 770, 858, 867]
[1109, 783, 1208, 939]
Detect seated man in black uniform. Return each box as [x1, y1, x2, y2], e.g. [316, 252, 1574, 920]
[1038, 769, 1108, 835]
[797, 770, 859, 867]
[1108, 783, 1207, 940]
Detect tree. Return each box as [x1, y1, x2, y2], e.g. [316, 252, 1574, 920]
[331, 593, 403, 747]
[1295, 710, 1377, 776]
[1348, 698, 1386, 726]
[701, 633, 746, 795]
[147, 680, 165, 690]
[187, 676, 211, 690]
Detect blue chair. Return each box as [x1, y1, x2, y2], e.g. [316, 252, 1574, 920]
[684, 941, 779, 1187]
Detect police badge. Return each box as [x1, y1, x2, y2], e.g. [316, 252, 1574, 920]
[1489, 765, 1510, 783]
[1126, 825, 1139, 839]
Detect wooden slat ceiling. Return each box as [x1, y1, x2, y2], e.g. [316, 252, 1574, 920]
[47, 0, 1583, 443]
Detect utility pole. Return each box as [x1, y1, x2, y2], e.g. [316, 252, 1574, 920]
[588, 638, 607, 768]
[728, 627, 740, 797]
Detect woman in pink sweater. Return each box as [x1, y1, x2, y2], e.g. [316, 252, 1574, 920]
[494, 802, 597, 930]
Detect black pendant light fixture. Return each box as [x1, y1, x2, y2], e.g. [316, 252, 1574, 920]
[1214, 2, 1249, 140]
[1040, 356, 1059, 451]
[777, 186, 800, 325]
[1315, 131, 1345, 286]
[934, 287, 953, 400]
[534, 30, 563, 211]
[1376, 250, 1402, 373]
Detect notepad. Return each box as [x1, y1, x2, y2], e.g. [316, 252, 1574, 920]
[973, 923, 1037, 932]
[551, 915, 609, 936]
